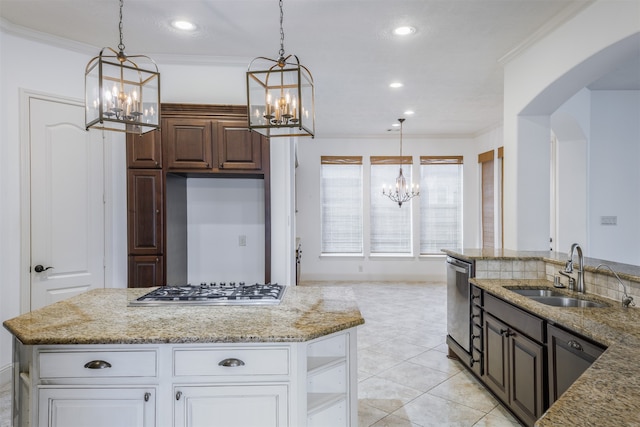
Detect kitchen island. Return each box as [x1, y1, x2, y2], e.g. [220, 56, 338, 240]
[3, 286, 365, 427]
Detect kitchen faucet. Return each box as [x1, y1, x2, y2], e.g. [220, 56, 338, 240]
[596, 264, 635, 308]
[564, 243, 585, 293]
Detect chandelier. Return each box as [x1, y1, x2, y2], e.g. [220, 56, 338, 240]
[382, 118, 419, 207]
[85, 0, 160, 135]
[246, 0, 315, 138]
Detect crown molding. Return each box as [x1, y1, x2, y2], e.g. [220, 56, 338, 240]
[498, 0, 595, 65]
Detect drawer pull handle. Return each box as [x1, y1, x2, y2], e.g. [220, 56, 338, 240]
[218, 358, 245, 367]
[84, 360, 112, 369]
[176, 391, 182, 401]
[568, 340, 584, 351]
[144, 392, 151, 402]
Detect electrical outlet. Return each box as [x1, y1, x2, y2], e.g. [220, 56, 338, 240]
[239, 235, 247, 246]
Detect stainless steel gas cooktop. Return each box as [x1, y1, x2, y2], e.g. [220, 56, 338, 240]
[130, 283, 286, 306]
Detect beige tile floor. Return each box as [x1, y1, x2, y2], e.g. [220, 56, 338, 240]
[0, 281, 522, 427]
[317, 281, 523, 427]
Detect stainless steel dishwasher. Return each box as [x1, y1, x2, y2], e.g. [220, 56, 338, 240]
[446, 256, 474, 360]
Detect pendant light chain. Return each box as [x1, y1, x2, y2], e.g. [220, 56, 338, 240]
[278, 0, 285, 60]
[118, 0, 125, 53]
[399, 118, 405, 163]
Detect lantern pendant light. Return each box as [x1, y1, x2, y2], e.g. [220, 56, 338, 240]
[85, 0, 161, 135]
[382, 118, 420, 207]
[246, 0, 315, 138]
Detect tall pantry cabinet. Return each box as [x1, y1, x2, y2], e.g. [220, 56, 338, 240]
[126, 104, 271, 288]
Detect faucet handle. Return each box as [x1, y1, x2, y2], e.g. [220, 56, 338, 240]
[565, 259, 573, 273]
[623, 296, 635, 308]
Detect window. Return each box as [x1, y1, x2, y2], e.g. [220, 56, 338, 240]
[420, 156, 463, 254]
[320, 156, 363, 254]
[370, 156, 413, 254]
[479, 150, 495, 249]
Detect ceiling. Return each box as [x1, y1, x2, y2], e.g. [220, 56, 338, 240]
[1, 0, 637, 138]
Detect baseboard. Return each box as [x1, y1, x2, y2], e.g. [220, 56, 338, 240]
[0, 363, 12, 386]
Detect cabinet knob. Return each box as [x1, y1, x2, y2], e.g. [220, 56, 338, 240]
[176, 391, 182, 401]
[84, 360, 112, 369]
[218, 358, 245, 367]
[568, 340, 584, 351]
[144, 392, 151, 402]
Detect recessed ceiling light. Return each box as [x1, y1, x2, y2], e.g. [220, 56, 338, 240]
[404, 110, 415, 115]
[389, 82, 404, 88]
[393, 26, 416, 36]
[171, 20, 196, 31]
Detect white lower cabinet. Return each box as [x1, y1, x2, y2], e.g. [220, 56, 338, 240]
[174, 384, 288, 427]
[16, 328, 358, 427]
[38, 387, 156, 427]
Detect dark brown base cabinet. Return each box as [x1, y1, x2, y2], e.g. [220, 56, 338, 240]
[483, 311, 545, 427]
[128, 255, 164, 288]
[547, 323, 605, 405]
[462, 285, 606, 427]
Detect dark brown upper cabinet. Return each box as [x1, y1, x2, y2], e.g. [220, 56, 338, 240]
[127, 130, 162, 169]
[163, 118, 216, 170]
[217, 120, 263, 171]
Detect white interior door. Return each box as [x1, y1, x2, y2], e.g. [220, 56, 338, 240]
[29, 96, 105, 310]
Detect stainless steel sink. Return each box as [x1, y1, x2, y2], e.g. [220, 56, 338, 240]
[507, 288, 609, 308]
[510, 288, 565, 297]
[529, 296, 608, 308]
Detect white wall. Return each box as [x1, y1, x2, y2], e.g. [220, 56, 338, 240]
[502, 0, 640, 251]
[186, 178, 265, 284]
[589, 90, 640, 264]
[550, 87, 640, 265]
[295, 133, 488, 282]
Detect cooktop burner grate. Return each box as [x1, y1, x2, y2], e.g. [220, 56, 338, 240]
[129, 283, 286, 306]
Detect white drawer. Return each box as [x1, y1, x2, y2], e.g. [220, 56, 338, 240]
[39, 350, 157, 379]
[174, 346, 290, 377]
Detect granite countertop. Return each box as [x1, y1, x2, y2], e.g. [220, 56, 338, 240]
[3, 286, 365, 345]
[443, 248, 640, 282]
[471, 278, 640, 427]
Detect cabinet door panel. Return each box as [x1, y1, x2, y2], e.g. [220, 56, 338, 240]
[128, 255, 164, 288]
[38, 387, 155, 427]
[218, 121, 262, 170]
[509, 332, 545, 426]
[127, 130, 162, 168]
[165, 118, 213, 169]
[174, 384, 288, 427]
[127, 170, 163, 254]
[483, 314, 509, 403]
[547, 324, 605, 405]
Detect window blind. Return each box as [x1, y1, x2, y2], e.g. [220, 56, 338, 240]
[419, 156, 463, 254]
[370, 160, 412, 254]
[479, 150, 495, 249]
[320, 157, 363, 254]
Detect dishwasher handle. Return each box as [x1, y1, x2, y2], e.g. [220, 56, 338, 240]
[447, 256, 472, 274]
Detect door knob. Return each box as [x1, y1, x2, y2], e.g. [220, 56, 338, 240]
[34, 265, 54, 273]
